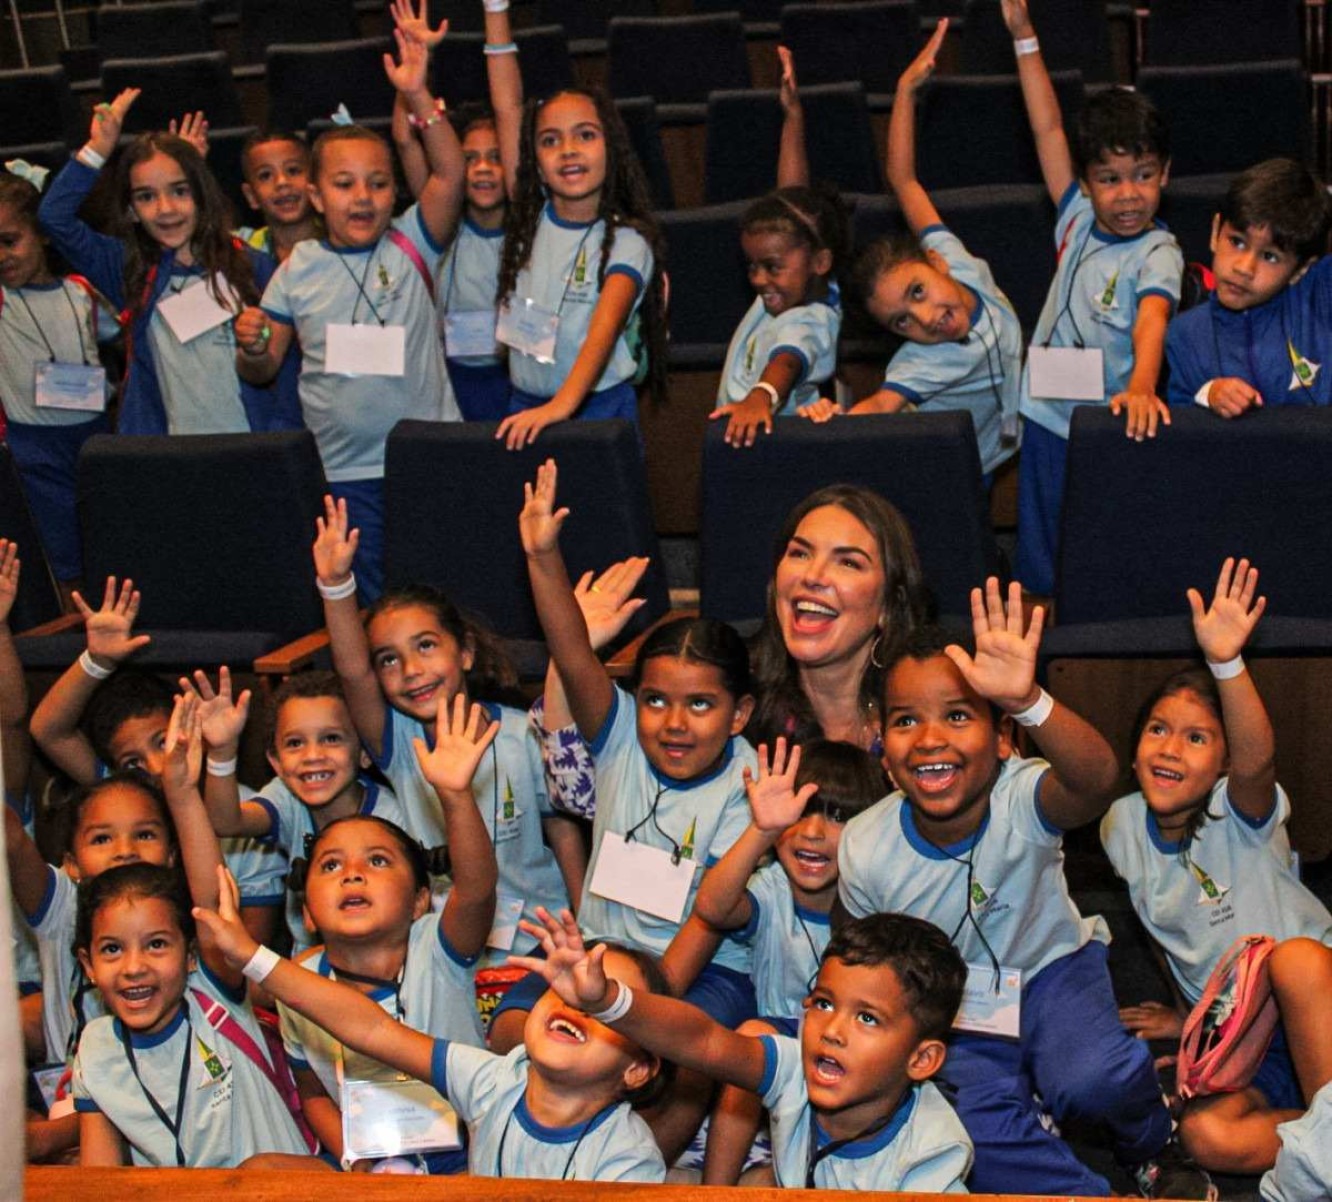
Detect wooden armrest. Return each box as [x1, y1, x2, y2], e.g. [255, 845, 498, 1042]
[16, 612, 82, 638]
[253, 627, 331, 676]
[606, 608, 697, 679]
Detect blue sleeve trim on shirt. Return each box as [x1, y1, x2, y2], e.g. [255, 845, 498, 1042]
[885, 381, 925, 405]
[757, 1035, 779, 1097]
[239, 891, 287, 908]
[260, 306, 293, 324]
[416, 205, 446, 256]
[27, 864, 58, 925]
[734, 890, 761, 942]
[588, 688, 621, 757]
[1137, 286, 1178, 306]
[605, 263, 645, 293]
[769, 343, 811, 385]
[430, 1039, 451, 1099]
[253, 796, 283, 845]
[73, 1098, 101, 1113]
[1056, 181, 1081, 218]
[1031, 768, 1064, 836]
[437, 921, 480, 968]
[1227, 785, 1278, 830]
[288, 1055, 312, 1071]
[199, 958, 247, 1006]
[372, 703, 395, 771]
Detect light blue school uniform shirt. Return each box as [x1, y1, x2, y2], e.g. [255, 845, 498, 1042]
[254, 776, 405, 953]
[577, 687, 755, 974]
[718, 285, 841, 416]
[1100, 778, 1332, 1005]
[71, 966, 309, 1166]
[504, 205, 651, 398]
[882, 227, 1021, 473]
[430, 1041, 665, 1181]
[758, 1034, 972, 1191]
[28, 866, 101, 1063]
[281, 912, 483, 1107]
[0, 280, 113, 424]
[436, 217, 504, 365]
[1260, 1079, 1332, 1202]
[147, 268, 250, 433]
[839, 756, 1108, 977]
[739, 860, 829, 1018]
[373, 702, 570, 956]
[261, 205, 460, 481]
[1021, 186, 1183, 439]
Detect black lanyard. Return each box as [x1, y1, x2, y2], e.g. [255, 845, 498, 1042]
[337, 247, 388, 326]
[935, 823, 1002, 991]
[1045, 223, 1102, 350]
[792, 907, 825, 994]
[804, 1106, 897, 1188]
[329, 952, 407, 1022]
[623, 782, 682, 864]
[122, 1013, 193, 1167]
[65, 963, 95, 1062]
[495, 1104, 602, 1179]
[9, 283, 89, 364]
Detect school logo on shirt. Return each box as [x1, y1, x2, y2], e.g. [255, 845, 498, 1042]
[1287, 339, 1320, 391]
[1098, 270, 1120, 310]
[573, 246, 588, 287]
[678, 817, 697, 862]
[744, 335, 757, 376]
[196, 1036, 229, 1086]
[502, 777, 516, 822]
[1188, 859, 1229, 906]
[969, 879, 991, 910]
[377, 264, 392, 290]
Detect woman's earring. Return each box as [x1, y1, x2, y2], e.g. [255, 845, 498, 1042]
[869, 631, 885, 670]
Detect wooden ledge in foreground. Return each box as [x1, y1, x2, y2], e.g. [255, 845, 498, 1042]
[24, 1166, 1169, 1201]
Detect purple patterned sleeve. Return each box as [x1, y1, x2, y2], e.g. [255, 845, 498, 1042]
[529, 696, 597, 820]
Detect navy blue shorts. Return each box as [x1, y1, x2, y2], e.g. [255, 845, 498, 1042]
[1251, 1020, 1304, 1111]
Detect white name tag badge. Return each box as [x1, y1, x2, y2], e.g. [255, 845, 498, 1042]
[487, 892, 526, 952]
[443, 309, 499, 359]
[341, 1076, 462, 1162]
[952, 963, 1022, 1038]
[157, 275, 238, 343]
[496, 298, 558, 364]
[588, 833, 694, 924]
[1027, 346, 1105, 402]
[34, 362, 107, 411]
[326, 323, 406, 376]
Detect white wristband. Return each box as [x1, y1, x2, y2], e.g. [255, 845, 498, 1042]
[1195, 380, 1216, 409]
[79, 649, 114, 680]
[1207, 655, 1245, 680]
[1011, 688, 1055, 728]
[242, 944, 281, 984]
[76, 144, 107, 170]
[588, 981, 633, 1024]
[316, 573, 357, 601]
[483, 0, 509, 10]
[1014, 36, 1040, 56]
[205, 756, 238, 777]
[752, 380, 782, 414]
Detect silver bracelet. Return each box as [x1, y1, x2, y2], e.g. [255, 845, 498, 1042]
[1011, 687, 1055, 728]
[1207, 655, 1245, 680]
[76, 144, 107, 170]
[78, 649, 115, 680]
[1014, 36, 1040, 56]
[205, 756, 238, 777]
[316, 573, 357, 601]
[242, 944, 281, 984]
[588, 981, 633, 1024]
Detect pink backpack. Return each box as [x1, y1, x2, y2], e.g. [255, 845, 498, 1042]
[1176, 934, 1279, 1100]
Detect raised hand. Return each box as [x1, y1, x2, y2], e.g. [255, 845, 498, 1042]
[777, 45, 800, 114]
[944, 577, 1044, 712]
[744, 738, 819, 834]
[384, 26, 429, 98]
[900, 18, 949, 94]
[518, 459, 569, 557]
[162, 690, 204, 797]
[72, 577, 152, 667]
[1188, 557, 1265, 666]
[0, 540, 19, 627]
[1000, 0, 1034, 38]
[574, 558, 649, 652]
[179, 666, 251, 752]
[507, 906, 611, 1011]
[412, 691, 499, 795]
[88, 88, 141, 159]
[312, 494, 360, 587]
[168, 110, 209, 158]
[193, 864, 261, 970]
[391, 0, 448, 48]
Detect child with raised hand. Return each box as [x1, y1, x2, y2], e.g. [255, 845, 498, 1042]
[688, 738, 886, 1185]
[711, 47, 847, 448]
[838, 579, 1209, 1198]
[0, 170, 119, 586]
[820, 20, 1022, 480]
[195, 858, 669, 1181]
[236, 130, 320, 263]
[70, 693, 313, 1167]
[190, 667, 406, 953]
[1166, 159, 1332, 415]
[483, 0, 667, 449]
[235, 30, 465, 600]
[507, 459, 758, 1160]
[1101, 559, 1332, 1176]
[1002, 0, 1183, 594]
[515, 905, 972, 1191]
[312, 494, 585, 963]
[38, 91, 301, 438]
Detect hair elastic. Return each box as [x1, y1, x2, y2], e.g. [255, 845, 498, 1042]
[205, 756, 238, 777]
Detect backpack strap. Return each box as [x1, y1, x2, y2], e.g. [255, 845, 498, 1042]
[386, 228, 435, 302]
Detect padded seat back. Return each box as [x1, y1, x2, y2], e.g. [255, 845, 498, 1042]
[607, 14, 749, 106]
[266, 39, 396, 131]
[96, 2, 213, 61]
[0, 65, 85, 148]
[0, 445, 63, 634]
[779, 1, 920, 96]
[102, 52, 244, 132]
